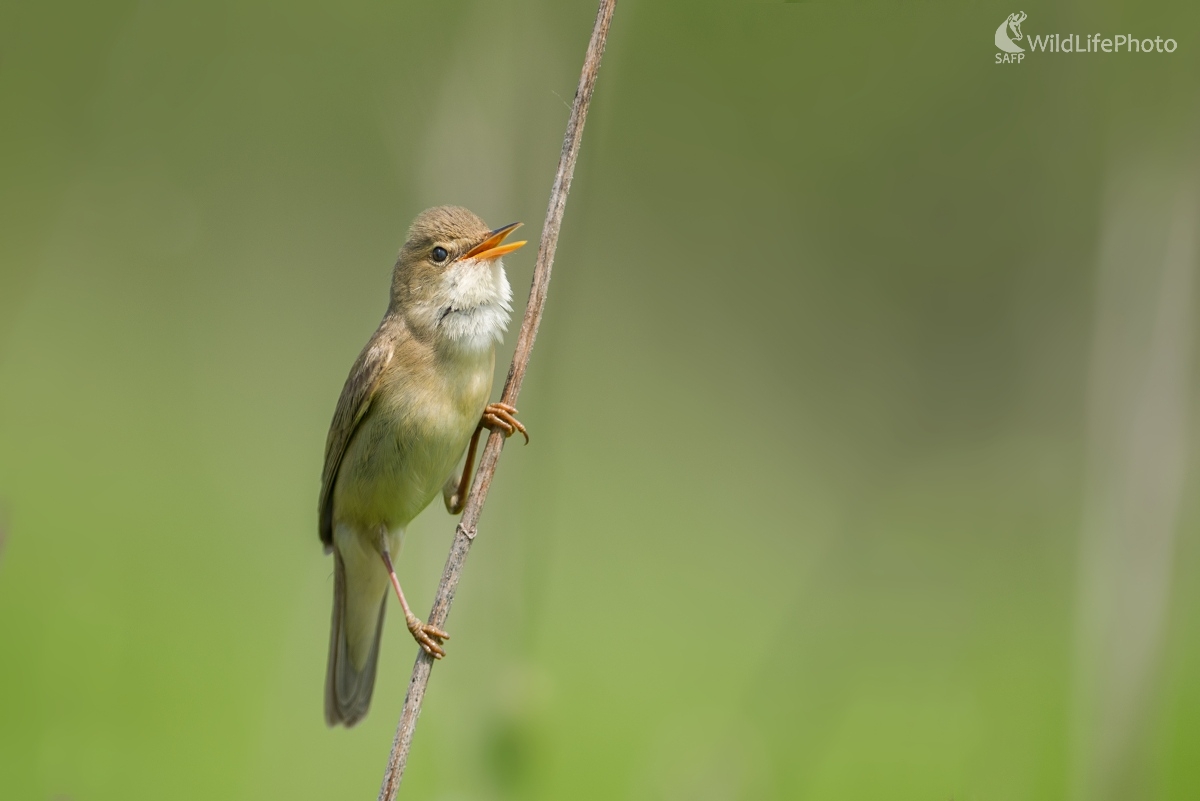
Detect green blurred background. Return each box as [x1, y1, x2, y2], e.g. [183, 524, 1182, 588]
[2, 1, 1198, 799]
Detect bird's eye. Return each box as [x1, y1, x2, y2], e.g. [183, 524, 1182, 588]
[431, 246, 448, 263]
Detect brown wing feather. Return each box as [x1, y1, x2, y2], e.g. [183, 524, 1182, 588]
[318, 332, 395, 549]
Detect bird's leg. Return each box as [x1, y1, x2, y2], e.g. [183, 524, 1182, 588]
[378, 537, 449, 659]
[443, 425, 483, 515]
[443, 402, 528, 514]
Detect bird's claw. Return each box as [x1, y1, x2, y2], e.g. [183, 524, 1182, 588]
[482, 402, 529, 444]
[406, 615, 449, 659]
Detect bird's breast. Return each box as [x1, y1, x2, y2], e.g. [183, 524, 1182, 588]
[333, 352, 494, 531]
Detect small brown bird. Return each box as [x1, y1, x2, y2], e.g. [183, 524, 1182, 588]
[319, 206, 528, 727]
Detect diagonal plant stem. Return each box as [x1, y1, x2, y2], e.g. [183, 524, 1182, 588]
[377, 2, 616, 798]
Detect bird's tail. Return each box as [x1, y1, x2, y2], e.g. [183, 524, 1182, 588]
[324, 549, 387, 727]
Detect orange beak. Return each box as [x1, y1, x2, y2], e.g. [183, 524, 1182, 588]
[463, 222, 526, 261]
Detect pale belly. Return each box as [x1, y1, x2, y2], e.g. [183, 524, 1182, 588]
[333, 403, 475, 531]
[331, 352, 492, 533]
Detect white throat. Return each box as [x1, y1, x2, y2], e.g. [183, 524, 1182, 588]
[431, 258, 513, 354]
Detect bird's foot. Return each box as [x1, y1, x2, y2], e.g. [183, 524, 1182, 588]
[406, 614, 449, 659]
[482, 402, 528, 443]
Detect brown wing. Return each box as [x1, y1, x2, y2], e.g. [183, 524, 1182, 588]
[318, 332, 394, 549]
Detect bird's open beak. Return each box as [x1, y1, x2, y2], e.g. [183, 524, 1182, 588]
[463, 222, 526, 261]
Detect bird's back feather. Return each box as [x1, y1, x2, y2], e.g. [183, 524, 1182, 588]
[319, 333, 395, 549]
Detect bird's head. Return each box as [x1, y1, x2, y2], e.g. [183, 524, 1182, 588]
[391, 206, 525, 354]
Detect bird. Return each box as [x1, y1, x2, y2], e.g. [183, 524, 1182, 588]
[319, 206, 528, 727]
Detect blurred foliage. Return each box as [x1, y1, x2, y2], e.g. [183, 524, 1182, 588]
[1, 1, 1198, 800]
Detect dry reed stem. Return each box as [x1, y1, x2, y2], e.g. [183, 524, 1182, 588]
[376, 3, 616, 797]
